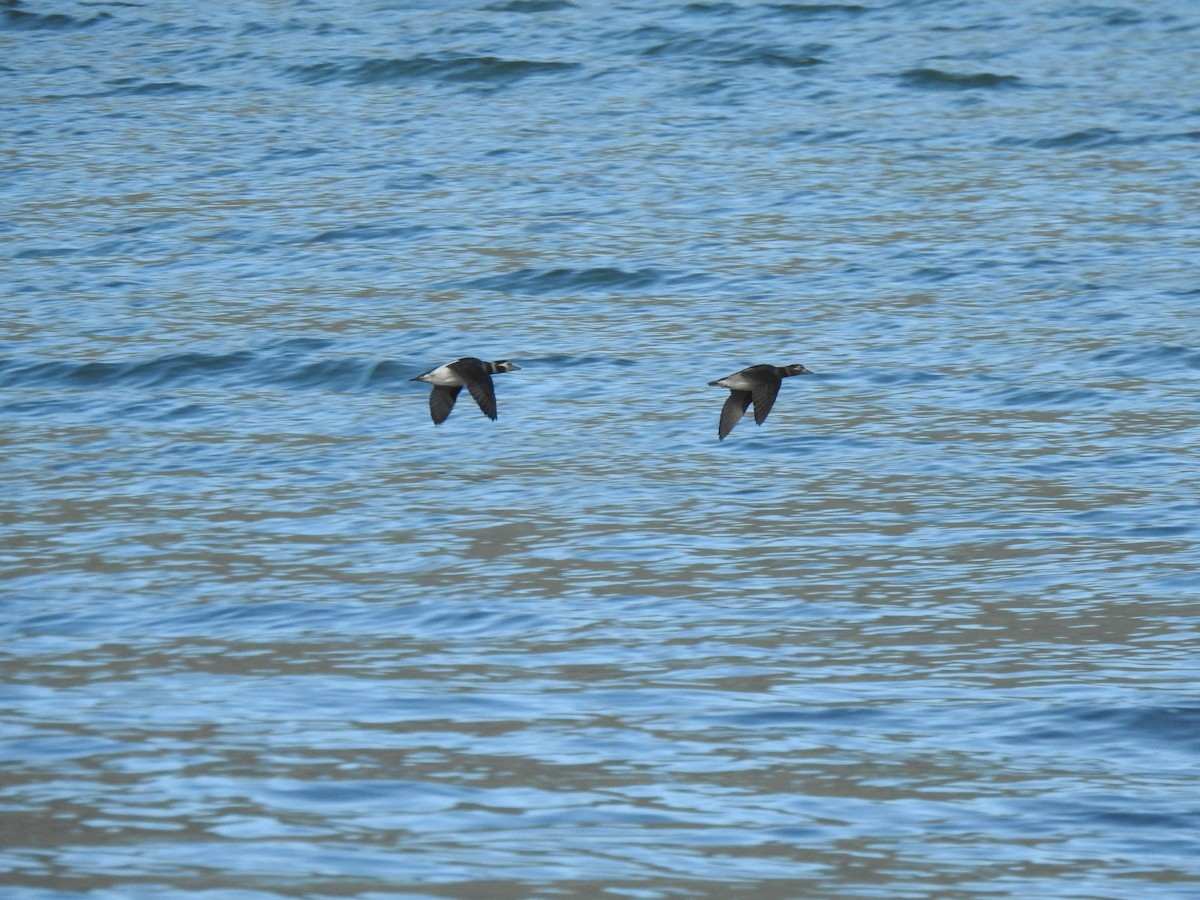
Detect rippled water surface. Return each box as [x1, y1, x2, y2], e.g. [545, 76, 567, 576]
[3, 0, 1200, 896]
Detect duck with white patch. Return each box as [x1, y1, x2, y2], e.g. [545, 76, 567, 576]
[411, 357, 520, 424]
[708, 362, 813, 440]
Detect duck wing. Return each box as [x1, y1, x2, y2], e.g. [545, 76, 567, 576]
[751, 380, 782, 425]
[429, 385, 462, 424]
[464, 373, 499, 420]
[718, 390, 752, 440]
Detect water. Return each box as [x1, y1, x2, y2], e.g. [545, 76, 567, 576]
[3, 0, 1199, 896]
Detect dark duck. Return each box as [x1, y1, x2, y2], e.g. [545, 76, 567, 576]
[411, 357, 520, 424]
[708, 363, 812, 440]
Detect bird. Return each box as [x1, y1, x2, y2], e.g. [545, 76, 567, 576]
[708, 362, 813, 440]
[411, 357, 520, 424]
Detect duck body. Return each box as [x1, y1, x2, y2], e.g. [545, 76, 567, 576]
[411, 357, 520, 424]
[708, 363, 812, 440]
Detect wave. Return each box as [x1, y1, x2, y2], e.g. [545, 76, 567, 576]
[994, 386, 1107, 408]
[0, 351, 256, 390]
[308, 224, 432, 244]
[0, 347, 423, 395]
[286, 55, 579, 88]
[1, 5, 110, 31]
[484, 0, 576, 11]
[910, 266, 961, 282]
[786, 128, 862, 143]
[897, 67, 1023, 90]
[1092, 344, 1200, 372]
[94, 79, 210, 98]
[640, 35, 825, 69]
[525, 353, 637, 368]
[13, 246, 78, 260]
[451, 266, 674, 294]
[864, 369, 945, 386]
[996, 128, 1200, 149]
[1010, 705, 1200, 753]
[999, 127, 1123, 149]
[767, 3, 869, 18]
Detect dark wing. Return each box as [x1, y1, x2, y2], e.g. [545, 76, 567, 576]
[429, 385, 462, 424]
[464, 373, 499, 420]
[751, 380, 782, 425]
[718, 390, 752, 440]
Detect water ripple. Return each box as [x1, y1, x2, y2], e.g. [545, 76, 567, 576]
[4, 0, 1200, 894]
[285, 55, 580, 88]
[897, 67, 1024, 90]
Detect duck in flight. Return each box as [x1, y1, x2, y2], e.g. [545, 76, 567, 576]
[708, 363, 812, 440]
[411, 357, 520, 424]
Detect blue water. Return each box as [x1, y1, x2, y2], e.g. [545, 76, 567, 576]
[3, 0, 1200, 896]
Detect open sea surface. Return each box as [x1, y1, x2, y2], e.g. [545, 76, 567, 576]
[3, 0, 1199, 896]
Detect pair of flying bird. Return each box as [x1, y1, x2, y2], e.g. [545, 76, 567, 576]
[412, 357, 813, 440]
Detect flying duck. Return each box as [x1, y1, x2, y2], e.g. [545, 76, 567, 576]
[708, 363, 812, 440]
[411, 357, 520, 424]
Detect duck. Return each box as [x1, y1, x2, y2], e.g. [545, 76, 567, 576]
[708, 363, 812, 440]
[411, 357, 520, 424]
